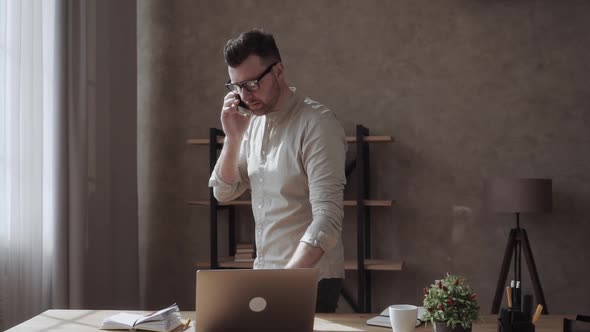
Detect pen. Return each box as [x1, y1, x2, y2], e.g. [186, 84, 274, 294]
[510, 280, 515, 307]
[532, 304, 543, 324]
[523, 294, 533, 319]
[183, 318, 191, 330]
[506, 286, 513, 308]
[514, 280, 520, 311]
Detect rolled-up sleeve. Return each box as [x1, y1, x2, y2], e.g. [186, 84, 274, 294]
[299, 112, 347, 252]
[208, 136, 250, 202]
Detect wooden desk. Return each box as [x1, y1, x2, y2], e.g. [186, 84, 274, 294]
[6, 310, 567, 332]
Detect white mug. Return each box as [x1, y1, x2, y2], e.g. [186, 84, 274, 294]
[389, 304, 418, 332]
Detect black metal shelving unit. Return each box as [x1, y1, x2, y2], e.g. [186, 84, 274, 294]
[191, 124, 400, 313]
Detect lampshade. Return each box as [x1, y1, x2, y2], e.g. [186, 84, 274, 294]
[484, 178, 552, 213]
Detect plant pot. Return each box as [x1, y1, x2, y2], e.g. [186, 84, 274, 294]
[433, 322, 472, 332]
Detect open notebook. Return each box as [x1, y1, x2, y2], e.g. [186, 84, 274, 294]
[100, 303, 183, 332]
[366, 306, 426, 328]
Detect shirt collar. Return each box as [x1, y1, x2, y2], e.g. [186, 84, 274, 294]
[265, 87, 301, 123]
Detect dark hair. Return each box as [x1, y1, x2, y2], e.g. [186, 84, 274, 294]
[224, 29, 282, 67]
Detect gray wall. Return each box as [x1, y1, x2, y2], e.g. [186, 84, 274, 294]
[137, 1, 590, 313]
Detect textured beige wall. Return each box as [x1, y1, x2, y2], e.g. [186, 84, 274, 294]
[137, 1, 590, 313]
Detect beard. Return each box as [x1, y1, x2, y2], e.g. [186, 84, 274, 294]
[248, 76, 281, 116]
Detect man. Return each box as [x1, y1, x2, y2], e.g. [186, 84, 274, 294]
[208, 29, 346, 313]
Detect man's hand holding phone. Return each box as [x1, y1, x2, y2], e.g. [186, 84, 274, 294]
[221, 92, 251, 140]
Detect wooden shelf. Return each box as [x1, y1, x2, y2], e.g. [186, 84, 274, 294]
[188, 200, 394, 207]
[187, 135, 393, 145]
[345, 136, 393, 143]
[196, 257, 403, 271]
[345, 259, 403, 271]
[189, 200, 253, 206]
[347, 200, 394, 207]
[187, 138, 225, 145]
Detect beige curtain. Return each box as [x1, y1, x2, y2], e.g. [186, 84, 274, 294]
[0, 0, 138, 329]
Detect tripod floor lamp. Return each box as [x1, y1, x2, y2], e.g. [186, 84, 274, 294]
[485, 178, 552, 315]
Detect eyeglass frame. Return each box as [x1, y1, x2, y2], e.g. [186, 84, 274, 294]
[224, 61, 280, 93]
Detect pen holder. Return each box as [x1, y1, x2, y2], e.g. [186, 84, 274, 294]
[497, 308, 535, 332]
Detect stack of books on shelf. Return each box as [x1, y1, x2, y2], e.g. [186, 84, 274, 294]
[234, 243, 256, 262]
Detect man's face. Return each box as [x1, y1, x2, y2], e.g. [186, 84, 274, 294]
[228, 55, 280, 116]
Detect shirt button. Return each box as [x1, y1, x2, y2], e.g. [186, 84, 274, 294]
[262, 150, 265, 155]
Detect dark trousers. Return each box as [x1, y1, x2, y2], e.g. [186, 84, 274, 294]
[316, 278, 343, 313]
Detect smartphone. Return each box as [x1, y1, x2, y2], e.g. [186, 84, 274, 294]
[234, 95, 252, 116]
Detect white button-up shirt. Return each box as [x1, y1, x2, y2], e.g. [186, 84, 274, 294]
[208, 88, 346, 279]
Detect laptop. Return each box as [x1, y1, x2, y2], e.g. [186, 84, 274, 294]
[195, 268, 319, 332]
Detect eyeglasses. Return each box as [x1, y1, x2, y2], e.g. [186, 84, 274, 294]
[225, 62, 279, 93]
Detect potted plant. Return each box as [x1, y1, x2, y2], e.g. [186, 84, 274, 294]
[422, 273, 480, 332]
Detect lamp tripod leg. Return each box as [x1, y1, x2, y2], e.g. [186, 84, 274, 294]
[521, 229, 549, 314]
[492, 229, 517, 314]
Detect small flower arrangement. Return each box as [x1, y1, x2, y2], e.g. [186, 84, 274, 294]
[422, 273, 480, 330]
